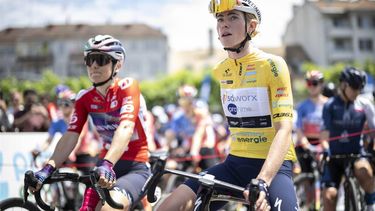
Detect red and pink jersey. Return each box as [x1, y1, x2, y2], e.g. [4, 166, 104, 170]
[68, 78, 148, 162]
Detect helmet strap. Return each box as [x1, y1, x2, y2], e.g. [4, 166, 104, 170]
[223, 14, 252, 54]
[92, 61, 117, 87]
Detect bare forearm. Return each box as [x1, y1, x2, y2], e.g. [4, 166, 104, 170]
[47, 132, 79, 168]
[257, 124, 292, 185]
[104, 122, 134, 164]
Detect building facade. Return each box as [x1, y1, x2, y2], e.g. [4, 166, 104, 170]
[0, 24, 168, 81]
[283, 0, 375, 71]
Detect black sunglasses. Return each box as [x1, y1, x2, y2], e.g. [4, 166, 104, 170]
[84, 54, 114, 67]
[306, 80, 320, 87]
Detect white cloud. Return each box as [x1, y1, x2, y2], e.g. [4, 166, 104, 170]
[0, 0, 303, 51]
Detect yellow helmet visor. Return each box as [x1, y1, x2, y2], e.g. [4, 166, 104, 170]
[209, 0, 239, 14]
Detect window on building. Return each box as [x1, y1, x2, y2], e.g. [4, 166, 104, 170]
[332, 15, 351, 28]
[359, 39, 373, 52]
[333, 38, 352, 51]
[357, 16, 372, 29]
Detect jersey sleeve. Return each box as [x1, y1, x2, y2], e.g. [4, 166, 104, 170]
[296, 102, 305, 129]
[363, 98, 375, 129]
[321, 100, 332, 131]
[268, 56, 294, 122]
[118, 78, 141, 123]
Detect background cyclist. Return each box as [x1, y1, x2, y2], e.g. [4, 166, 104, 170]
[164, 85, 218, 171]
[320, 67, 375, 211]
[157, 0, 298, 210]
[28, 34, 150, 211]
[295, 70, 327, 208]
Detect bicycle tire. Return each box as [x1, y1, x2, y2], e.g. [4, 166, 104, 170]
[344, 177, 362, 211]
[293, 173, 314, 210]
[0, 197, 40, 211]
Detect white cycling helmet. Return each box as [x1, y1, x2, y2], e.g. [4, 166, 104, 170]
[209, 0, 261, 24]
[84, 35, 126, 87]
[209, 0, 261, 53]
[84, 35, 126, 63]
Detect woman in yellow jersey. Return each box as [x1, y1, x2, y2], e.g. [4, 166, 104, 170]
[156, 1, 298, 210]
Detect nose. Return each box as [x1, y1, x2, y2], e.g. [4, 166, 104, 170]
[91, 61, 99, 69]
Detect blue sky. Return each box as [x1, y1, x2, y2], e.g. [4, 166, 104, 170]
[0, 0, 303, 51]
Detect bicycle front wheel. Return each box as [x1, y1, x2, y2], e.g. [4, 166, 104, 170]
[0, 197, 39, 211]
[344, 177, 364, 211]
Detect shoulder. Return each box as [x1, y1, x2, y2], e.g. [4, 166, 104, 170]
[356, 95, 375, 110]
[264, 54, 288, 75]
[324, 96, 337, 108]
[297, 99, 310, 110]
[117, 77, 139, 90]
[212, 58, 231, 76]
[75, 87, 94, 101]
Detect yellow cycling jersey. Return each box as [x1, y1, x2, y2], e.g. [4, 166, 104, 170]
[213, 48, 296, 161]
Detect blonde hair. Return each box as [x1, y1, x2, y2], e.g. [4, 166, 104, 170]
[245, 13, 259, 38]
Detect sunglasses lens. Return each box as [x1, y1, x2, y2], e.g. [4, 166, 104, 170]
[307, 80, 320, 87]
[57, 99, 72, 107]
[85, 54, 112, 66]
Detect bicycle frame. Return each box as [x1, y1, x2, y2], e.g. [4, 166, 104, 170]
[327, 154, 367, 211]
[143, 152, 256, 211]
[294, 151, 322, 211]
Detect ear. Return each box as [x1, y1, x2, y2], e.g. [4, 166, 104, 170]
[247, 19, 258, 34]
[115, 61, 122, 71]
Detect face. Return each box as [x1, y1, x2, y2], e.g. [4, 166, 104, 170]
[343, 83, 361, 101]
[216, 10, 248, 48]
[57, 99, 74, 115]
[85, 53, 116, 84]
[306, 79, 323, 96]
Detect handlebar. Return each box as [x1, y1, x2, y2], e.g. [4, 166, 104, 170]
[248, 179, 260, 211]
[143, 151, 250, 206]
[24, 169, 123, 210]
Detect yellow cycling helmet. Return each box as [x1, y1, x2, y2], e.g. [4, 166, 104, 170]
[209, 0, 261, 24]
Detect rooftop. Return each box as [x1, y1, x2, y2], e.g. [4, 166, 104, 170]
[0, 24, 166, 42]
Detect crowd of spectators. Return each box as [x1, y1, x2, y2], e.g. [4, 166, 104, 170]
[0, 89, 50, 132]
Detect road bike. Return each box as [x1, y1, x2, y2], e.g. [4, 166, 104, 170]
[322, 153, 368, 211]
[142, 151, 259, 211]
[0, 169, 123, 211]
[293, 150, 322, 211]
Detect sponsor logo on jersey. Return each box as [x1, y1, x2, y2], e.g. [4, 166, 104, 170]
[246, 64, 256, 71]
[227, 103, 254, 115]
[232, 135, 268, 143]
[275, 87, 288, 98]
[267, 59, 279, 77]
[272, 101, 293, 109]
[222, 68, 233, 77]
[228, 103, 237, 115]
[110, 100, 118, 109]
[222, 93, 258, 104]
[96, 123, 119, 131]
[245, 71, 256, 76]
[93, 96, 102, 103]
[273, 112, 293, 118]
[241, 79, 257, 85]
[90, 104, 99, 110]
[119, 78, 133, 90]
[220, 80, 233, 84]
[227, 115, 272, 128]
[70, 113, 78, 124]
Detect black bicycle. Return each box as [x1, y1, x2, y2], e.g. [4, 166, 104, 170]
[322, 153, 368, 211]
[293, 150, 322, 211]
[17, 169, 122, 211]
[142, 151, 260, 211]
